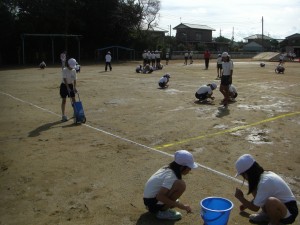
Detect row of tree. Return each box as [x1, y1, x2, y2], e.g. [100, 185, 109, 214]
[0, 0, 162, 65]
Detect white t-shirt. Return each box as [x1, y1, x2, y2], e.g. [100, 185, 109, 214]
[253, 171, 296, 207]
[62, 68, 77, 84]
[147, 52, 151, 59]
[105, 54, 112, 62]
[60, 53, 66, 61]
[222, 60, 233, 75]
[217, 56, 222, 65]
[144, 167, 178, 198]
[151, 53, 156, 59]
[196, 85, 212, 95]
[142, 52, 147, 59]
[159, 76, 168, 84]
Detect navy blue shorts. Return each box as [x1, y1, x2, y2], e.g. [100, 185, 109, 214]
[159, 82, 166, 88]
[143, 198, 165, 213]
[195, 92, 208, 100]
[221, 75, 232, 86]
[280, 201, 298, 224]
[60, 83, 75, 98]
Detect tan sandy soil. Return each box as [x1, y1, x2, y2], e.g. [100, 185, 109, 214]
[0, 58, 299, 225]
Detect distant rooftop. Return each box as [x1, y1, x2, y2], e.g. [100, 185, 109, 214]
[150, 27, 169, 33]
[244, 34, 273, 40]
[173, 23, 215, 31]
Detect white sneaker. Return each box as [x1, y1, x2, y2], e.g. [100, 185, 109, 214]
[249, 211, 269, 223]
[156, 209, 182, 220]
[61, 115, 68, 122]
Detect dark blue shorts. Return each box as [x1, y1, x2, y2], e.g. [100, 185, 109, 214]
[195, 92, 208, 100]
[221, 75, 232, 86]
[280, 201, 298, 224]
[143, 198, 164, 213]
[159, 82, 166, 88]
[60, 83, 75, 98]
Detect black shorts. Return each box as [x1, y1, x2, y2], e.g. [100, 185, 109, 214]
[280, 201, 298, 224]
[60, 83, 75, 98]
[217, 64, 222, 69]
[159, 82, 166, 88]
[195, 92, 208, 100]
[143, 198, 165, 213]
[221, 75, 232, 86]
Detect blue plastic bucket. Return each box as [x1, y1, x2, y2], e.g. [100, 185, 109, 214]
[200, 197, 234, 225]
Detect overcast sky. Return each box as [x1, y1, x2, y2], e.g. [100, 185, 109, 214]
[157, 0, 300, 41]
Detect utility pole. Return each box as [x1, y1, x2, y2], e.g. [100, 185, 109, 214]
[262, 16, 264, 52]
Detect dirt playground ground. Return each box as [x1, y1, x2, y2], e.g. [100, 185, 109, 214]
[0, 58, 299, 225]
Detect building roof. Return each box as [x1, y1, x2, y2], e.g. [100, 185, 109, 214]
[173, 23, 215, 31]
[285, 33, 300, 39]
[244, 34, 273, 40]
[141, 26, 168, 33]
[150, 27, 169, 33]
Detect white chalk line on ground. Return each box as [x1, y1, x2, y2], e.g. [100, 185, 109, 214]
[1, 90, 243, 185]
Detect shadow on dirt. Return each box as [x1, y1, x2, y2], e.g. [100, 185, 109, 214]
[216, 106, 230, 118]
[194, 100, 215, 105]
[28, 120, 62, 137]
[239, 211, 268, 225]
[28, 119, 82, 137]
[136, 212, 177, 225]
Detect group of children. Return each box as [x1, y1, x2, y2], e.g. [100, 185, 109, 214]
[143, 151, 298, 224]
[39, 60, 80, 72]
[184, 51, 193, 65]
[138, 51, 238, 105]
[54, 52, 297, 224]
[136, 63, 164, 74]
[142, 50, 162, 69]
[195, 83, 238, 104]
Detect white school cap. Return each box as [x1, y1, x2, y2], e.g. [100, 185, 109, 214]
[175, 150, 198, 169]
[235, 154, 255, 177]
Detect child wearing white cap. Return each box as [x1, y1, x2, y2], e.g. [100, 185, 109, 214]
[105, 51, 112, 71]
[39, 61, 46, 69]
[195, 83, 217, 102]
[216, 54, 222, 79]
[229, 84, 238, 101]
[234, 154, 298, 225]
[219, 52, 233, 107]
[60, 58, 78, 122]
[158, 73, 171, 88]
[143, 150, 198, 220]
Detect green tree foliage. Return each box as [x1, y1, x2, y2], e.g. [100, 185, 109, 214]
[1, 0, 158, 64]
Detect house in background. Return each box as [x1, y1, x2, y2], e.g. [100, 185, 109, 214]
[173, 23, 216, 49]
[280, 33, 300, 57]
[144, 27, 169, 39]
[141, 26, 169, 51]
[243, 34, 273, 52]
